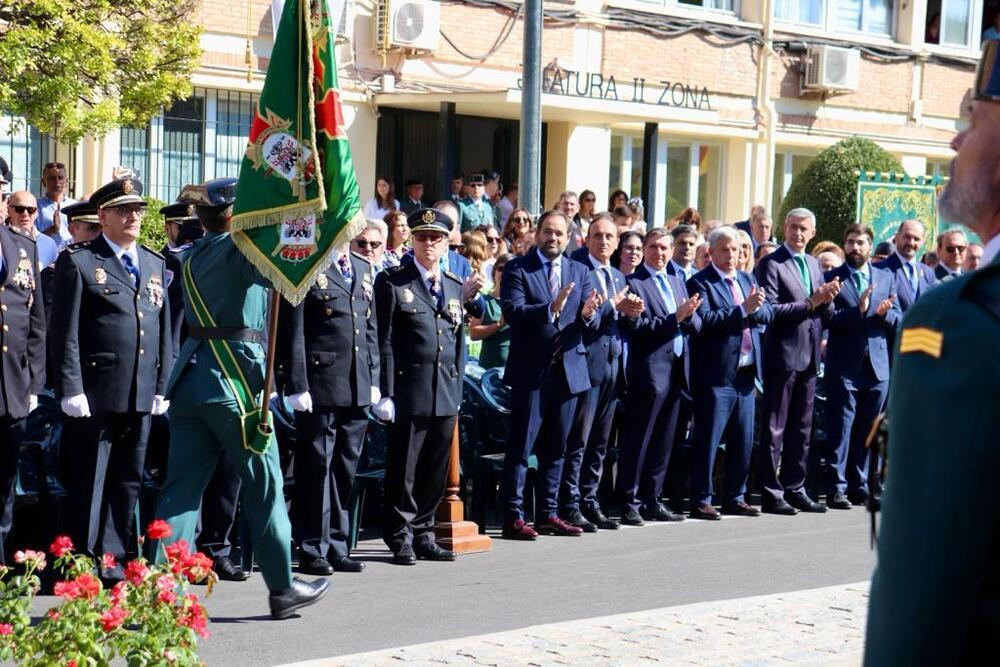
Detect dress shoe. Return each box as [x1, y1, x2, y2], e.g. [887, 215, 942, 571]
[562, 509, 598, 533]
[581, 504, 619, 530]
[534, 516, 584, 536]
[689, 505, 722, 520]
[826, 493, 852, 510]
[414, 543, 456, 561]
[392, 544, 417, 565]
[641, 503, 685, 522]
[214, 556, 250, 582]
[722, 501, 761, 517]
[501, 519, 538, 540]
[761, 498, 798, 516]
[331, 555, 365, 573]
[269, 577, 330, 620]
[298, 556, 334, 576]
[620, 509, 645, 526]
[785, 492, 827, 513]
[848, 493, 869, 507]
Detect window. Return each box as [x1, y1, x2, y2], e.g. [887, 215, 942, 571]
[679, 0, 735, 10]
[0, 116, 47, 195]
[772, 152, 814, 213]
[696, 145, 721, 219]
[925, 0, 984, 49]
[214, 91, 256, 178]
[775, 0, 823, 24]
[665, 143, 691, 220]
[775, 0, 895, 37]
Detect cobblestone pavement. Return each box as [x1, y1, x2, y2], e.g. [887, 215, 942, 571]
[285, 582, 869, 666]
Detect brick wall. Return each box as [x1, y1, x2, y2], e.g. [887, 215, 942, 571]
[195, 0, 273, 36]
[771, 55, 914, 115]
[922, 61, 976, 119]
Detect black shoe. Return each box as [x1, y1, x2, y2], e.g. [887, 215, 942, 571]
[562, 509, 598, 533]
[761, 498, 798, 516]
[620, 509, 645, 526]
[721, 501, 760, 517]
[215, 556, 250, 582]
[393, 544, 417, 565]
[641, 503, 685, 522]
[581, 504, 619, 530]
[848, 493, 869, 507]
[331, 555, 365, 573]
[414, 543, 456, 561]
[826, 493, 852, 510]
[269, 577, 330, 620]
[298, 556, 334, 576]
[785, 492, 827, 513]
[690, 505, 722, 520]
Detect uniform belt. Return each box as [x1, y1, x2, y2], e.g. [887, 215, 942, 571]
[188, 326, 264, 343]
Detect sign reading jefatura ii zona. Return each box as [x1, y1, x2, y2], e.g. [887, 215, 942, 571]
[517, 66, 712, 111]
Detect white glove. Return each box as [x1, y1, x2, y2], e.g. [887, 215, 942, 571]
[61, 394, 91, 418]
[28, 395, 38, 413]
[287, 391, 313, 413]
[370, 386, 382, 405]
[151, 395, 170, 416]
[372, 397, 395, 423]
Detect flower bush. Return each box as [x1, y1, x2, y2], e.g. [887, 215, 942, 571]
[0, 521, 216, 666]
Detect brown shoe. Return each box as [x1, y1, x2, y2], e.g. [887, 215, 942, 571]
[534, 516, 584, 536]
[721, 501, 760, 517]
[689, 505, 722, 520]
[501, 519, 538, 540]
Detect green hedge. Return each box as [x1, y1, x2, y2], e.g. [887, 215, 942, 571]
[137, 196, 168, 251]
[778, 137, 903, 248]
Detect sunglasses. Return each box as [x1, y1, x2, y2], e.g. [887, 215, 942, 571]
[511, 216, 531, 223]
[353, 239, 382, 249]
[11, 205, 37, 215]
[944, 245, 967, 253]
[486, 236, 500, 243]
[582, 197, 596, 203]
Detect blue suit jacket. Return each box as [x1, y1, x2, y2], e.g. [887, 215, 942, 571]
[500, 250, 599, 395]
[822, 262, 902, 383]
[873, 253, 937, 314]
[755, 245, 828, 373]
[572, 256, 625, 387]
[622, 264, 701, 394]
[686, 266, 773, 388]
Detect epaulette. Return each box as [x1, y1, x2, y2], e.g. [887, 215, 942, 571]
[66, 241, 92, 253]
[139, 243, 164, 260]
[443, 270, 462, 284]
[350, 250, 372, 266]
[386, 264, 406, 274]
[7, 227, 37, 243]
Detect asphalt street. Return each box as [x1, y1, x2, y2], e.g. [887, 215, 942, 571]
[28, 508, 875, 665]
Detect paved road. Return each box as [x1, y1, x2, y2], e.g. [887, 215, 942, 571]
[33, 509, 876, 665]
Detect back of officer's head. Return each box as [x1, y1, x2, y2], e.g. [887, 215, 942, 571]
[196, 204, 232, 233]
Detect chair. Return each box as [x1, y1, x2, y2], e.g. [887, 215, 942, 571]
[347, 413, 389, 549]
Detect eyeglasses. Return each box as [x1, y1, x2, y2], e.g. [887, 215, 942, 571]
[944, 245, 967, 253]
[112, 205, 144, 216]
[511, 216, 531, 223]
[11, 205, 37, 215]
[353, 239, 382, 249]
[486, 236, 500, 244]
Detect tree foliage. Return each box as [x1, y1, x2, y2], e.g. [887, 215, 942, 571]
[0, 0, 202, 143]
[137, 196, 167, 250]
[778, 137, 904, 248]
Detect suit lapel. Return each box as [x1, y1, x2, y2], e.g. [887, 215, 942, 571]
[527, 251, 552, 303]
[777, 248, 808, 300]
[0, 229, 19, 287]
[327, 260, 351, 295]
[349, 254, 368, 299]
[709, 269, 735, 307]
[839, 265, 861, 305]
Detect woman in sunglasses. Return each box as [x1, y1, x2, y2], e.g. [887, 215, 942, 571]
[501, 207, 532, 250]
[577, 189, 598, 228]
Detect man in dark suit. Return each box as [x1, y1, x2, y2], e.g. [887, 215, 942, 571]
[399, 179, 425, 215]
[733, 204, 765, 238]
[499, 210, 601, 539]
[875, 220, 938, 315]
[277, 246, 378, 575]
[686, 226, 773, 520]
[617, 228, 701, 525]
[561, 214, 626, 531]
[41, 201, 103, 323]
[755, 208, 839, 515]
[49, 177, 173, 580]
[935, 228, 968, 281]
[0, 222, 45, 565]
[374, 209, 483, 565]
[822, 223, 901, 508]
[400, 201, 473, 281]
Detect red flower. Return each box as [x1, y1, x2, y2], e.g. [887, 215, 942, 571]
[164, 539, 190, 562]
[74, 573, 101, 600]
[156, 574, 178, 604]
[100, 605, 128, 632]
[47, 610, 60, 621]
[110, 581, 127, 606]
[53, 580, 81, 600]
[14, 549, 46, 570]
[178, 600, 210, 639]
[125, 560, 149, 586]
[68, 661, 77, 667]
[181, 551, 214, 583]
[0, 623, 12, 635]
[101, 553, 117, 571]
[49, 535, 74, 558]
[146, 519, 173, 540]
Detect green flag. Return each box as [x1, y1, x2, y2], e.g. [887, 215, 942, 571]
[230, 0, 363, 305]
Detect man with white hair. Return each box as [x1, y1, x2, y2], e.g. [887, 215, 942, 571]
[686, 226, 773, 519]
[934, 228, 968, 281]
[352, 219, 387, 273]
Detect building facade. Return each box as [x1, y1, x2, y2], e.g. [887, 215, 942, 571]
[10, 0, 993, 228]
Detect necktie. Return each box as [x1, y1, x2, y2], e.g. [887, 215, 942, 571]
[427, 273, 443, 310]
[725, 276, 752, 356]
[121, 252, 139, 287]
[853, 270, 868, 293]
[600, 267, 613, 299]
[904, 262, 918, 296]
[655, 274, 684, 357]
[338, 254, 352, 285]
[602, 267, 623, 358]
[547, 259, 560, 298]
[794, 254, 812, 294]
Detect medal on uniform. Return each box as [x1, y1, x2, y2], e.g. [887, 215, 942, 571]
[94, 267, 107, 285]
[401, 288, 414, 303]
[316, 272, 328, 289]
[448, 298, 463, 324]
[146, 274, 164, 308]
[12, 258, 34, 290]
[362, 272, 374, 301]
[18, 248, 27, 258]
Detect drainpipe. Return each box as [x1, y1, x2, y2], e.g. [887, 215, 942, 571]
[757, 0, 777, 212]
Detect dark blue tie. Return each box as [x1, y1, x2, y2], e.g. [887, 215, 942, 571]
[121, 252, 139, 286]
[602, 268, 623, 358]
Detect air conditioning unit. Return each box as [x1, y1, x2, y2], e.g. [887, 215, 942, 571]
[375, 0, 440, 52]
[803, 45, 860, 93]
[336, 0, 355, 40]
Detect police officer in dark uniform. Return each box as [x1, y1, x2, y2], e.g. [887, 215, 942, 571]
[48, 177, 173, 580]
[277, 245, 378, 575]
[373, 208, 483, 565]
[41, 201, 103, 324]
[0, 222, 45, 565]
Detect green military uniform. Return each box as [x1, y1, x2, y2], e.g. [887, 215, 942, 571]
[864, 255, 1000, 664]
[151, 227, 292, 592]
[458, 195, 495, 233]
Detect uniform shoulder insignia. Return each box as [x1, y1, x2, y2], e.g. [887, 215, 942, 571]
[898, 326, 944, 359]
[139, 244, 164, 260]
[443, 270, 461, 284]
[66, 241, 92, 253]
[8, 227, 36, 243]
[386, 264, 405, 274]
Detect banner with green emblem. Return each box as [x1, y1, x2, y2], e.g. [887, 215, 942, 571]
[855, 171, 941, 253]
[230, 0, 364, 305]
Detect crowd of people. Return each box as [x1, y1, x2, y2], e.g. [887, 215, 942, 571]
[0, 160, 986, 593]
